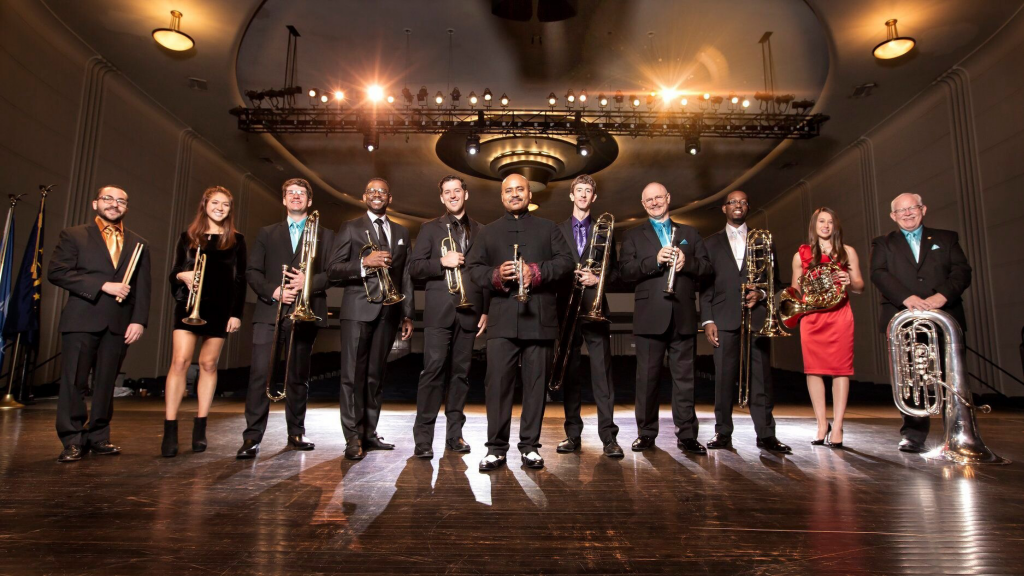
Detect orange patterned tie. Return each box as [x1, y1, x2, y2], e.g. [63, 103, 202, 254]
[102, 226, 122, 267]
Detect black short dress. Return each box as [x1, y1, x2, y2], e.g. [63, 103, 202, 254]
[169, 232, 247, 338]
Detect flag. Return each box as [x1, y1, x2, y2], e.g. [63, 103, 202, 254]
[0, 208, 16, 366]
[3, 199, 44, 348]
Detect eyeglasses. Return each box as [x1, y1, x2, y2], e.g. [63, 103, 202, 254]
[892, 205, 922, 215]
[365, 188, 390, 197]
[725, 199, 749, 207]
[97, 195, 128, 207]
[642, 195, 667, 206]
[285, 190, 308, 197]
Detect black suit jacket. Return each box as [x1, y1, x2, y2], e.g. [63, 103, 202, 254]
[246, 220, 336, 328]
[409, 214, 489, 330]
[465, 211, 574, 340]
[329, 214, 415, 322]
[870, 227, 971, 331]
[556, 217, 618, 318]
[699, 228, 782, 332]
[619, 220, 710, 336]
[47, 223, 152, 334]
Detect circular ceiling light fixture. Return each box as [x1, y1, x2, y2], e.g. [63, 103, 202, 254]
[152, 10, 195, 51]
[873, 19, 916, 60]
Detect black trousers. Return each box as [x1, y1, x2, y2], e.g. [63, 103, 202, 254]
[562, 321, 619, 445]
[413, 321, 475, 447]
[634, 321, 698, 441]
[484, 337, 552, 456]
[712, 328, 776, 439]
[243, 321, 316, 442]
[339, 307, 400, 442]
[56, 330, 126, 448]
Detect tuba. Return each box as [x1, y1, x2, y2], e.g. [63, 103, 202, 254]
[737, 229, 788, 408]
[181, 245, 207, 326]
[360, 229, 405, 305]
[548, 213, 613, 391]
[778, 261, 847, 329]
[887, 309, 1007, 464]
[441, 224, 472, 309]
[513, 244, 529, 303]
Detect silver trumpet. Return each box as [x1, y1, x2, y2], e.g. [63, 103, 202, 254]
[513, 243, 529, 303]
[664, 227, 679, 294]
[887, 308, 1007, 464]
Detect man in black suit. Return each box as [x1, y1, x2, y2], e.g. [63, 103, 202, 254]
[553, 174, 622, 458]
[870, 192, 972, 453]
[408, 175, 489, 458]
[47, 185, 151, 462]
[239, 177, 335, 459]
[465, 173, 574, 471]
[699, 190, 791, 454]
[619, 182, 710, 454]
[330, 177, 415, 461]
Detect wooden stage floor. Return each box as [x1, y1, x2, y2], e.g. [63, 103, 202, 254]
[2, 399, 1024, 575]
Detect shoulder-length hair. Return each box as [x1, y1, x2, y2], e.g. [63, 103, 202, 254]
[807, 206, 848, 267]
[186, 186, 238, 250]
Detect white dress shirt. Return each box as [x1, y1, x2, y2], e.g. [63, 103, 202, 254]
[726, 222, 747, 270]
[360, 210, 392, 277]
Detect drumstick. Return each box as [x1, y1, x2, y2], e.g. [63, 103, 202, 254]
[115, 243, 144, 303]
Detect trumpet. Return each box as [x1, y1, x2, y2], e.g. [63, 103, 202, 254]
[738, 229, 789, 408]
[441, 224, 472, 309]
[664, 227, 679, 294]
[181, 245, 207, 326]
[513, 243, 529, 303]
[360, 229, 405, 305]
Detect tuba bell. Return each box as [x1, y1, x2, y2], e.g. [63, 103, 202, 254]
[778, 261, 847, 329]
[181, 245, 207, 326]
[737, 229, 788, 408]
[887, 309, 1007, 464]
[360, 229, 405, 305]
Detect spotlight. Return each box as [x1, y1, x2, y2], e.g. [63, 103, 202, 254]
[703, 92, 711, 100]
[152, 10, 195, 51]
[680, 97, 688, 107]
[245, 90, 263, 103]
[614, 90, 624, 108]
[598, 93, 608, 108]
[576, 135, 592, 157]
[873, 19, 916, 59]
[308, 88, 318, 99]
[630, 95, 640, 108]
[566, 89, 575, 105]
[730, 94, 739, 105]
[500, 93, 509, 107]
[334, 90, 345, 101]
[742, 98, 750, 108]
[469, 91, 478, 107]
[466, 134, 480, 155]
[685, 136, 700, 156]
[435, 91, 444, 106]
[402, 87, 414, 105]
[368, 85, 385, 102]
[417, 86, 428, 106]
[386, 93, 395, 104]
[646, 93, 655, 108]
[483, 88, 493, 106]
[578, 90, 588, 106]
[661, 89, 677, 103]
[320, 94, 329, 103]
[450, 87, 461, 105]
[363, 133, 379, 152]
[548, 92, 558, 108]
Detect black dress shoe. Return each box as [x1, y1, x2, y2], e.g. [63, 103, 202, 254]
[344, 440, 365, 461]
[556, 437, 582, 453]
[446, 438, 471, 453]
[363, 435, 395, 451]
[236, 439, 260, 459]
[478, 455, 506, 471]
[603, 442, 624, 458]
[811, 423, 831, 446]
[825, 427, 843, 449]
[192, 417, 208, 453]
[57, 445, 83, 463]
[414, 445, 434, 459]
[162, 419, 179, 458]
[89, 441, 121, 456]
[756, 436, 793, 454]
[288, 435, 315, 451]
[898, 438, 925, 454]
[707, 433, 732, 450]
[521, 451, 545, 469]
[631, 435, 656, 451]
[677, 438, 708, 455]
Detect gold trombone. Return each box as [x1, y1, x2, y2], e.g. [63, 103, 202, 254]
[513, 244, 529, 303]
[360, 229, 405, 305]
[181, 245, 207, 326]
[441, 223, 472, 309]
[737, 229, 789, 408]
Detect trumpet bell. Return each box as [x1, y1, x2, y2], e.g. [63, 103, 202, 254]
[456, 301, 474, 309]
[182, 317, 207, 326]
[382, 292, 406, 305]
[289, 307, 321, 322]
[579, 310, 610, 323]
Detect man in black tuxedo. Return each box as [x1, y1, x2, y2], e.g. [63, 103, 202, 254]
[465, 173, 574, 471]
[47, 185, 151, 463]
[619, 182, 710, 454]
[553, 174, 622, 458]
[239, 177, 335, 459]
[408, 175, 489, 458]
[870, 192, 972, 453]
[699, 190, 791, 454]
[330, 177, 415, 461]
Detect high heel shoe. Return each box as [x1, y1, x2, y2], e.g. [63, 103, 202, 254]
[826, 425, 844, 449]
[811, 422, 831, 446]
[192, 416, 208, 453]
[161, 419, 178, 457]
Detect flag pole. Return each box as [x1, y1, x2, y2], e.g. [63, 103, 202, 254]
[0, 195, 23, 409]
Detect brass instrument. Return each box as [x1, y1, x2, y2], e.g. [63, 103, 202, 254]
[114, 243, 144, 303]
[887, 309, 1007, 464]
[181, 245, 207, 326]
[664, 227, 679, 294]
[738, 229, 788, 408]
[441, 224, 472, 309]
[778, 261, 846, 329]
[360, 229, 405, 305]
[548, 213, 614, 391]
[513, 243, 529, 303]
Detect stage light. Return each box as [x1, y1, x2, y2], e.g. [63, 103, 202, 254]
[703, 92, 711, 100]
[598, 93, 608, 108]
[661, 89, 677, 103]
[874, 19, 916, 59]
[469, 91, 478, 107]
[402, 87, 413, 105]
[630, 95, 640, 108]
[450, 87, 461, 105]
[685, 136, 700, 156]
[500, 93, 509, 107]
[483, 88, 493, 105]
[320, 94, 328, 103]
[646, 93, 655, 108]
[730, 94, 739, 105]
[742, 98, 750, 108]
[614, 90, 624, 108]
[334, 90, 345, 101]
[680, 97, 688, 107]
[363, 133, 379, 152]
[435, 91, 444, 106]
[152, 10, 195, 51]
[466, 134, 480, 155]
[578, 90, 588, 106]
[368, 85, 385, 102]
[386, 94, 395, 104]
[548, 92, 558, 108]
[566, 89, 575, 105]
[417, 86, 428, 106]
[576, 135, 592, 157]
[308, 89, 318, 98]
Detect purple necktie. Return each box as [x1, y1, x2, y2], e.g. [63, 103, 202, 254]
[574, 223, 586, 257]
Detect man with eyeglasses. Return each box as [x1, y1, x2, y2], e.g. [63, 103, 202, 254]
[619, 183, 711, 454]
[699, 190, 791, 454]
[870, 192, 971, 454]
[238, 177, 337, 459]
[330, 177, 414, 461]
[48, 186, 151, 463]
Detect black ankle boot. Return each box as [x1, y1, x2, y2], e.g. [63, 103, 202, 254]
[192, 417, 208, 453]
[162, 420, 178, 457]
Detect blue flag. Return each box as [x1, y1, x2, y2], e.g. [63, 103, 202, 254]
[4, 200, 44, 348]
[0, 208, 16, 366]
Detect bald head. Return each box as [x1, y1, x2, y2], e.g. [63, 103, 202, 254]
[641, 182, 671, 220]
[501, 174, 531, 214]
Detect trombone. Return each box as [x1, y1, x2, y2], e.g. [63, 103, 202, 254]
[181, 245, 206, 326]
[513, 244, 530, 303]
[441, 224, 472, 309]
[737, 229, 789, 408]
[360, 229, 405, 305]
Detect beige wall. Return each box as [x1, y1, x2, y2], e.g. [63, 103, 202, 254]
[760, 13, 1024, 395]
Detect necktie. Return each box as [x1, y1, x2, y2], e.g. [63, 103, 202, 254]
[102, 226, 122, 267]
[375, 218, 390, 252]
[908, 233, 920, 262]
[575, 223, 586, 257]
[289, 221, 301, 252]
[452, 219, 466, 252]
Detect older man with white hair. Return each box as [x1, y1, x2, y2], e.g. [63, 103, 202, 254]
[869, 192, 972, 454]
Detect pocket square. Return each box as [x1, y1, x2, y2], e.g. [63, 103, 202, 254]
[679, 239, 688, 245]
[398, 238, 405, 246]
[931, 244, 939, 250]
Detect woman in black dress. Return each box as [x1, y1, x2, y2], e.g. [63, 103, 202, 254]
[161, 186, 247, 457]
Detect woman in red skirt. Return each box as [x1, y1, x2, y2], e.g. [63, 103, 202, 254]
[789, 207, 864, 448]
